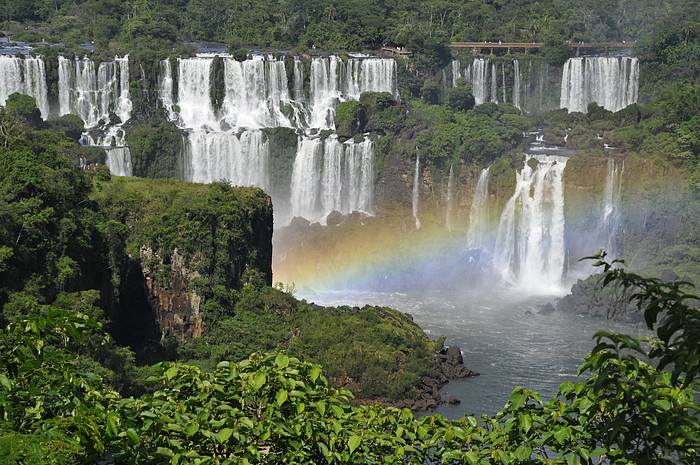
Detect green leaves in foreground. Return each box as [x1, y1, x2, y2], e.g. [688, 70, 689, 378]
[1, 257, 698, 463]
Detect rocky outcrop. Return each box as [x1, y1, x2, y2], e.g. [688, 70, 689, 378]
[556, 273, 641, 322]
[388, 344, 479, 412]
[98, 178, 274, 347]
[141, 248, 204, 342]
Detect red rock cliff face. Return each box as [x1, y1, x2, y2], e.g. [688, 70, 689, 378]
[142, 248, 203, 342]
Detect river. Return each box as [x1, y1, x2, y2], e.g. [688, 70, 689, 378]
[298, 287, 648, 419]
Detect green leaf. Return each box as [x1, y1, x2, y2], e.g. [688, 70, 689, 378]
[519, 413, 532, 433]
[126, 428, 140, 446]
[157, 447, 174, 457]
[218, 428, 234, 443]
[508, 391, 525, 410]
[250, 373, 267, 391]
[348, 434, 361, 453]
[310, 366, 321, 382]
[186, 423, 199, 436]
[566, 453, 577, 465]
[275, 354, 290, 369]
[276, 389, 288, 406]
[514, 445, 531, 460]
[165, 366, 179, 380]
[0, 374, 11, 391]
[465, 451, 479, 465]
[106, 416, 118, 437]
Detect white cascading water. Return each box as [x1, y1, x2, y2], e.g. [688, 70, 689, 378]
[512, 60, 521, 110]
[466, 59, 490, 105]
[412, 154, 421, 229]
[105, 147, 133, 176]
[158, 59, 177, 121]
[493, 155, 568, 293]
[58, 55, 132, 131]
[601, 158, 624, 255]
[451, 60, 462, 87]
[57, 55, 133, 175]
[0, 56, 50, 119]
[221, 55, 292, 129]
[289, 135, 374, 222]
[446, 164, 454, 231]
[176, 57, 217, 129]
[467, 166, 491, 248]
[490, 62, 498, 103]
[308, 56, 398, 129]
[560, 57, 639, 113]
[501, 63, 507, 104]
[185, 129, 269, 189]
[158, 54, 390, 224]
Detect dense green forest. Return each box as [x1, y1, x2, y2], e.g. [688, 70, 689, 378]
[3, 0, 698, 50]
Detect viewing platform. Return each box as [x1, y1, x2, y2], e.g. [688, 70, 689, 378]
[380, 46, 413, 57]
[448, 41, 635, 55]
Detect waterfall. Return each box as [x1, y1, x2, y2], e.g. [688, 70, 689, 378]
[493, 155, 568, 292]
[293, 57, 305, 101]
[220, 55, 292, 129]
[467, 59, 490, 105]
[176, 57, 217, 129]
[58, 55, 132, 129]
[491, 62, 498, 103]
[560, 57, 639, 113]
[289, 136, 375, 222]
[601, 158, 623, 255]
[467, 166, 491, 248]
[0, 56, 50, 119]
[446, 164, 454, 231]
[512, 60, 521, 109]
[158, 59, 176, 121]
[412, 154, 421, 229]
[185, 129, 269, 189]
[105, 147, 133, 177]
[501, 63, 507, 104]
[308, 56, 398, 129]
[451, 60, 462, 87]
[0, 55, 49, 119]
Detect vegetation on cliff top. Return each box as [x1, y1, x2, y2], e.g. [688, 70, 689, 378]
[0, 104, 443, 407]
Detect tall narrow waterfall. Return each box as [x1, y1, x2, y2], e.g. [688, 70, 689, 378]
[601, 158, 624, 255]
[289, 136, 374, 222]
[0, 56, 50, 119]
[494, 155, 568, 292]
[560, 57, 639, 113]
[158, 59, 176, 121]
[446, 164, 454, 231]
[185, 130, 269, 189]
[490, 63, 498, 103]
[466, 59, 490, 105]
[512, 60, 521, 109]
[451, 60, 462, 87]
[467, 166, 491, 248]
[412, 154, 421, 229]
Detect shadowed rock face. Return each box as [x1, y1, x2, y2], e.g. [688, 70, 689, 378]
[142, 249, 204, 342]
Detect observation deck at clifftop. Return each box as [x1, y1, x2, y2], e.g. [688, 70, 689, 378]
[448, 41, 635, 55]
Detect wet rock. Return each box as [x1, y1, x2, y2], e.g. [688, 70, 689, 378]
[448, 395, 461, 405]
[538, 302, 556, 315]
[326, 210, 343, 226]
